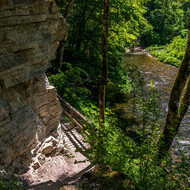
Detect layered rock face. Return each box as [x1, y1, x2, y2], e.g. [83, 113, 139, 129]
[0, 0, 66, 170]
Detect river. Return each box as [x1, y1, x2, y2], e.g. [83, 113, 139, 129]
[112, 51, 190, 155]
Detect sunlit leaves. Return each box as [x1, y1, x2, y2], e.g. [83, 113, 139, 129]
[141, 0, 187, 45]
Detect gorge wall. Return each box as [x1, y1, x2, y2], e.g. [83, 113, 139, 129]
[0, 0, 66, 171]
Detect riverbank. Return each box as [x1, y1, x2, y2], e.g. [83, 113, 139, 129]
[146, 36, 187, 67]
[122, 52, 190, 156]
[126, 34, 187, 68]
[147, 47, 181, 67]
[126, 43, 184, 68]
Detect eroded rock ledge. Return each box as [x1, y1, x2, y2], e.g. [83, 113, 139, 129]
[0, 0, 66, 171]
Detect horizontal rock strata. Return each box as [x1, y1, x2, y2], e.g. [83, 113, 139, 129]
[0, 0, 66, 171]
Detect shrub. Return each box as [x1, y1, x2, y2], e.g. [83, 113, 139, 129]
[148, 35, 187, 67]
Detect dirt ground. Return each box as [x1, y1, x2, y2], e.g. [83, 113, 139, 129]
[23, 124, 94, 190]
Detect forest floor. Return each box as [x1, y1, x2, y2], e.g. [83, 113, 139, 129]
[23, 123, 94, 190]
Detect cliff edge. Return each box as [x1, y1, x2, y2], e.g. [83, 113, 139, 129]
[0, 0, 66, 171]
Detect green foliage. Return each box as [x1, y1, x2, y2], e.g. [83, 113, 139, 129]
[140, 0, 187, 46]
[79, 170, 136, 190]
[83, 79, 189, 189]
[48, 62, 91, 101]
[0, 177, 24, 190]
[109, 0, 151, 49]
[108, 47, 132, 94]
[51, 1, 190, 189]
[148, 35, 187, 67]
[53, 0, 150, 104]
[72, 63, 189, 189]
[64, 0, 150, 52]
[146, 45, 165, 51]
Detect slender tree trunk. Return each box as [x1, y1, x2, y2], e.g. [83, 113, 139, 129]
[76, 2, 88, 51]
[64, 0, 75, 20]
[58, 0, 75, 69]
[155, 20, 190, 162]
[58, 35, 67, 68]
[98, 0, 110, 128]
[83, 23, 102, 52]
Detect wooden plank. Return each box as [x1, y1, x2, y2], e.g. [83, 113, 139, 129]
[62, 109, 71, 119]
[63, 110, 87, 128]
[62, 103, 88, 131]
[72, 117, 89, 136]
[70, 109, 75, 128]
[57, 94, 95, 136]
[57, 95, 92, 125]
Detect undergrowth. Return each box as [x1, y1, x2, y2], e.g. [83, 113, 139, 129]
[147, 34, 188, 67]
[0, 176, 25, 190]
[49, 62, 190, 189]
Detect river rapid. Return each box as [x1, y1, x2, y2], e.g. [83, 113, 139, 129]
[113, 51, 190, 155]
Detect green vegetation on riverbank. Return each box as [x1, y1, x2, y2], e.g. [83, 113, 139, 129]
[147, 34, 188, 67]
[140, 0, 189, 67]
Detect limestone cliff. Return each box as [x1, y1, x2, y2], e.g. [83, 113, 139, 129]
[0, 0, 66, 171]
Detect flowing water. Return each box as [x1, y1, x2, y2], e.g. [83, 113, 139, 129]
[113, 52, 190, 154]
[123, 52, 178, 114]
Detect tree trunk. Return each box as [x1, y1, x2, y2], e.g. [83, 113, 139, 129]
[155, 20, 190, 162]
[64, 0, 75, 20]
[75, 2, 88, 51]
[98, 0, 110, 128]
[58, 0, 75, 69]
